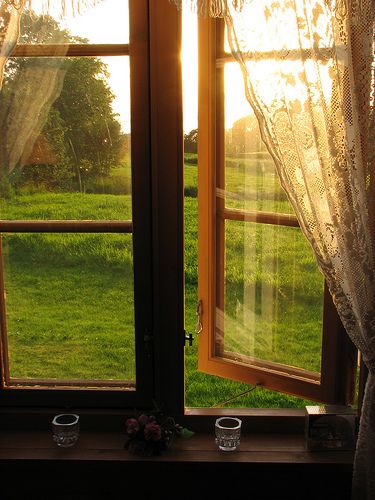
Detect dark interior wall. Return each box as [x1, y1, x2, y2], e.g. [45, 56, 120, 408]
[1, 461, 352, 500]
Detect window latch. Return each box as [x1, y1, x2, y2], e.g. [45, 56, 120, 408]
[184, 330, 194, 347]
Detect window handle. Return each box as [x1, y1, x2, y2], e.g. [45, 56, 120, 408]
[195, 300, 203, 335]
[184, 301, 203, 347]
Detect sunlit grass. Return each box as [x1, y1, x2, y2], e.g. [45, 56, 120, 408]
[2, 196, 136, 381]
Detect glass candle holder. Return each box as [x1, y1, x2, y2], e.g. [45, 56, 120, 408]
[52, 413, 80, 448]
[215, 417, 242, 451]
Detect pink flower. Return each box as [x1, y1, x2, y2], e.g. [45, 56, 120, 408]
[138, 414, 149, 427]
[144, 421, 162, 441]
[126, 418, 139, 435]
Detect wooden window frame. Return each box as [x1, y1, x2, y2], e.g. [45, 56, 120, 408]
[197, 15, 357, 405]
[0, 0, 365, 425]
[0, 0, 155, 408]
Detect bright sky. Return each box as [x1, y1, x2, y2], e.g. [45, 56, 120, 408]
[32, 0, 247, 133]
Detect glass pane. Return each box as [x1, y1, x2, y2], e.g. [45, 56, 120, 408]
[219, 221, 324, 375]
[2, 232, 135, 383]
[20, 0, 129, 44]
[223, 62, 294, 214]
[0, 56, 131, 220]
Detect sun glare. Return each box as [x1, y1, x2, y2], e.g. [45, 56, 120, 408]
[29, 0, 258, 134]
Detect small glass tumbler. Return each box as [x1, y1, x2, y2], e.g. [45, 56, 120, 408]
[52, 413, 80, 448]
[215, 417, 242, 451]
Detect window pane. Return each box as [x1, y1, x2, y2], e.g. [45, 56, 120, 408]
[2, 232, 135, 384]
[219, 220, 324, 375]
[0, 56, 131, 220]
[224, 63, 293, 214]
[19, 0, 129, 44]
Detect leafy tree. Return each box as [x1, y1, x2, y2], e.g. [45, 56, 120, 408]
[184, 128, 198, 154]
[0, 11, 122, 193]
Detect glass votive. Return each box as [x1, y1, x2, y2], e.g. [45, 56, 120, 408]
[215, 416, 242, 451]
[52, 413, 80, 448]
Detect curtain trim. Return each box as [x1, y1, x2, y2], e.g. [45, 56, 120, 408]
[4, 0, 103, 18]
[169, 0, 371, 18]
[169, 0, 244, 17]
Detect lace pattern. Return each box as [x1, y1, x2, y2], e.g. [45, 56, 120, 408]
[224, 1, 375, 498]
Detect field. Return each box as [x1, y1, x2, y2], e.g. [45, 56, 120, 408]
[0, 155, 324, 407]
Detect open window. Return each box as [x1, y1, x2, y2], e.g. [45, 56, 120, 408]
[197, 16, 357, 404]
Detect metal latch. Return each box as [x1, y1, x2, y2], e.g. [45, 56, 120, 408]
[184, 330, 194, 346]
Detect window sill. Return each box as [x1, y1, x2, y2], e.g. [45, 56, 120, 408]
[0, 429, 354, 465]
[0, 429, 354, 499]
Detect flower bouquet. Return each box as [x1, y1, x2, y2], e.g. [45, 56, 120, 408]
[124, 413, 193, 456]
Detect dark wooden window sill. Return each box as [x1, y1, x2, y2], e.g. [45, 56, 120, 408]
[0, 430, 354, 464]
[0, 430, 354, 500]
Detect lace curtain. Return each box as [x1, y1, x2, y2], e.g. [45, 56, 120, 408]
[0, 0, 103, 179]
[0, 1, 23, 89]
[171, 0, 375, 498]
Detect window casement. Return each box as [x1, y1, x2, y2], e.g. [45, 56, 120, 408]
[197, 16, 357, 405]
[0, 0, 359, 418]
[0, 0, 156, 408]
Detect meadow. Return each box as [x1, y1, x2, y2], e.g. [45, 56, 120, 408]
[0, 155, 324, 407]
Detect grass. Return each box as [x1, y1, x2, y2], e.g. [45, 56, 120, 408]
[0, 154, 324, 407]
[3, 231, 135, 381]
[184, 154, 323, 408]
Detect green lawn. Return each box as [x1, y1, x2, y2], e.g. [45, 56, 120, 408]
[0, 155, 323, 407]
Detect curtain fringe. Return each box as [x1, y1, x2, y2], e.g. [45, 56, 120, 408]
[4, 0, 371, 19]
[169, 0, 371, 18]
[4, 0, 103, 17]
[169, 0, 245, 17]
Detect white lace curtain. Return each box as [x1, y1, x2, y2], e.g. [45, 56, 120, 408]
[0, 0, 103, 173]
[171, 0, 375, 499]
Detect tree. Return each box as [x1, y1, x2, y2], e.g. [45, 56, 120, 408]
[225, 114, 268, 156]
[0, 11, 122, 192]
[184, 128, 198, 154]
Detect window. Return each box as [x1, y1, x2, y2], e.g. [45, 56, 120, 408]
[196, 16, 357, 405]
[0, 0, 359, 416]
[0, 0, 154, 407]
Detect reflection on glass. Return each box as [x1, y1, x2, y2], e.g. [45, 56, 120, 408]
[218, 221, 324, 374]
[1, 56, 131, 220]
[3, 232, 135, 383]
[224, 63, 293, 214]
